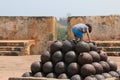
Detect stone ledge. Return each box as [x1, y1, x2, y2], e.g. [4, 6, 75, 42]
[9, 77, 69, 80]
[8, 77, 119, 80]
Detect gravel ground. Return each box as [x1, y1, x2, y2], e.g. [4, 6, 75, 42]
[0, 55, 120, 80]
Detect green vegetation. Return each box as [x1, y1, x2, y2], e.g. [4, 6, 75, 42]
[57, 18, 68, 40]
[57, 28, 68, 40]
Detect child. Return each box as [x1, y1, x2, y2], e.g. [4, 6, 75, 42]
[72, 23, 92, 42]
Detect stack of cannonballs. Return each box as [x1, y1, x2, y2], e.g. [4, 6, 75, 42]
[22, 40, 120, 80]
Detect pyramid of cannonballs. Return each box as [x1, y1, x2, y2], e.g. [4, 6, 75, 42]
[22, 40, 120, 80]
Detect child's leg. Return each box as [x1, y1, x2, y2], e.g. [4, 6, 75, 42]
[77, 37, 83, 42]
[75, 36, 78, 41]
[72, 28, 83, 41]
[80, 37, 83, 41]
[72, 29, 78, 41]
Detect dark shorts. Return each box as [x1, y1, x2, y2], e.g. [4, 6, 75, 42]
[72, 28, 83, 38]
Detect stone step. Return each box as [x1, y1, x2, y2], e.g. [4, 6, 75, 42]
[0, 42, 24, 46]
[0, 46, 23, 48]
[97, 43, 120, 47]
[0, 47, 23, 51]
[0, 51, 21, 56]
[97, 47, 120, 52]
[95, 41, 120, 56]
[106, 51, 120, 56]
[95, 41, 120, 47]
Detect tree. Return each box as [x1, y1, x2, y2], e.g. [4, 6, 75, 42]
[57, 28, 68, 40]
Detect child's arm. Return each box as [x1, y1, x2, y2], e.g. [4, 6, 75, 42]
[86, 28, 91, 42]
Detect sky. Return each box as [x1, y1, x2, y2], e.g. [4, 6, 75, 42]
[0, 0, 120, 18]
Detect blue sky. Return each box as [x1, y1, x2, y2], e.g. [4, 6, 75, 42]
[0, 0, 120, 18]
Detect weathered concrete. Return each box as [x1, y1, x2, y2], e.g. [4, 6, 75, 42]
[0, 16, 57, 54]
[68, 15, 120, 40]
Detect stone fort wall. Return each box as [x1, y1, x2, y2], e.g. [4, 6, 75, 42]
[68, 15, 120, 41]
[0, 16, 56, 54]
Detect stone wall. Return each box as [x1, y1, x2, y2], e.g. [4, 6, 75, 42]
[68, 15, 120, 41]
[0, 16, 57, 54]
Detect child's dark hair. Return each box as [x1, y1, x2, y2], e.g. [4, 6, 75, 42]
[86, 23, 92, 33]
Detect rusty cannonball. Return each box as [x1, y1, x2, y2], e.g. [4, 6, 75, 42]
[41, 51, 51, 63]
[92, 62, 103, 74]
[95, 74, 105, 80]
[50, 41, 63, 53]
[52, 51, 63, 64]
[99, 61, 110, 72]
[64, 51, 77, 64]
[78, 52, 93, 65]
[107, 60, 117, 71]
[67, 62, 80, 76]
[55, 62, 66, 74]
[42, 61, 53, 74]
[89, 51, 100, 62]
[80, 64, 96, 77]
[62, 40, 74, 53]
[70, 74, 82, 80]
[34, 72, 44, 77]
[46, 72, 56, 78]
[109, 71, 119, 78]
[75, 41, 90, 54]
[30, 61, 42, 74]
[58, 73, 68, 79]
[22, 72, 33, 77]
[89, 42, 98, 51]
[102, 73, 112, 78]
[84, 75, 97, 80]
[99, 50, 108, 61]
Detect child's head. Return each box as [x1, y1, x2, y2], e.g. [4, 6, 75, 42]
[86, 23, 92, 33]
